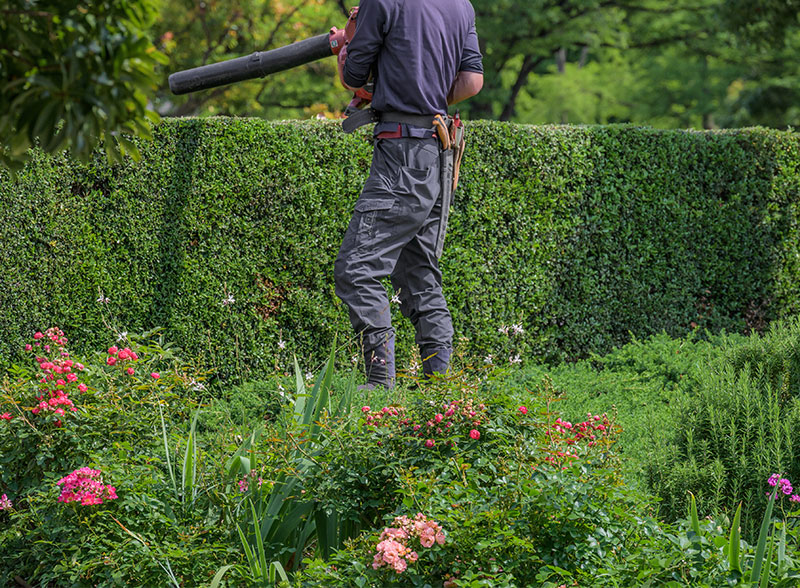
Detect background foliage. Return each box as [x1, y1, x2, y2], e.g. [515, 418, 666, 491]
[1, 119, 799, 383]
[3, 0, 799, 171]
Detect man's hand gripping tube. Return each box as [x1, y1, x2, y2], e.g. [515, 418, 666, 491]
[331, 7, 374, 112]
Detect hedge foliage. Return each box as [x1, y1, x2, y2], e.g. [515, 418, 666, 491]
[1, 119, 799, 382]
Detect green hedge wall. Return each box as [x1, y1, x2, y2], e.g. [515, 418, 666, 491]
[1, 119, 799, 382]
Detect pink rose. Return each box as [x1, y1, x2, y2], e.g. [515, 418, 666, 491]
[150, 372, 160, 379]
[469, 429, 480, 440]
[424, 439, 435, 449]
[25, 344, 32, 351]
[127, 367, 135, 376]
[106, 356, 117, 366]
[108, 346, 118, 355]
[518, 406, 528, 415]
[362, 406, 370, 413]
[77, 383, 88, 393]
[33, 332, 44, 340]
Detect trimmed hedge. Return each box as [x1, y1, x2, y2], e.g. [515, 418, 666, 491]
[1, 119, 799, 381]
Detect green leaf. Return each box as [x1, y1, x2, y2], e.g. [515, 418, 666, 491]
[728, 502, 742, 574]
[750, 491, 777, 582]
[209, 564, 234, 588]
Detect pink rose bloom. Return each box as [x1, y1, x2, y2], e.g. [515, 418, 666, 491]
[407, 551, 418, 562]
[127, 367, 135, 376]
[435, 413, 443, 423]
[419, 532, 435, 548]
[424, 439, 435, 449]
[67, 373, 78, 383]
[436, 531, 446, 545]
[77, 383, 88, 393]
[106, 356, 117, 366]
[25, 344, 32, 351]
[518, 406, 528, 415]
[362, 406, 370, 413]
[108, 346, 118, 355]
[33, 332, 44, 340]
[393, 558, 407, 573]
[117, 349, 130, 360]
[469, 429, 480, 440]
[0, 413, 12, 421]
[151, 372, 160, 379]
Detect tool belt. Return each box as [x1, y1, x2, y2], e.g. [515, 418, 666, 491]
[343, 108, 466, 258]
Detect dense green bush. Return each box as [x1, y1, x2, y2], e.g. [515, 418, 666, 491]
[2, 120, 799, 382]
[646, 318, 800, 540]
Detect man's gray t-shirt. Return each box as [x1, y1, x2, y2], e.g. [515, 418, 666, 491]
[342, 0, 483, 118]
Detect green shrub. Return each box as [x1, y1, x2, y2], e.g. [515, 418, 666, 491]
[646, 318, 800, 539]
[2, 121, 799, 382]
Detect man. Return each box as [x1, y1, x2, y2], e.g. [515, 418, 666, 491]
[334, 0, 484, 389]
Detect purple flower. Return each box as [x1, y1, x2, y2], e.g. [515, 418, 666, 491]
[768, 473, 781, 487]
[779, 478, 794, 495]
[790, 495, 800, 503]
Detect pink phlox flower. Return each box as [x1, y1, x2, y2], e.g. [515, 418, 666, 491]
[57, 467, 116, 506]
[790, 494, 800, 503]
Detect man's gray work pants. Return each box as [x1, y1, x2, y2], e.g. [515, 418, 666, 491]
[334, 136, 454, 386]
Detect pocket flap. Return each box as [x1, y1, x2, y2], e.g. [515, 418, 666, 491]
[354, 198, 395, 213]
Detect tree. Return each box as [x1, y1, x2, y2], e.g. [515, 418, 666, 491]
[0, 0, 166, 169]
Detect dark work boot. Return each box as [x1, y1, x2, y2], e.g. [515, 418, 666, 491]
[421, 346, 452, 379]
[363, 336, 395, 390]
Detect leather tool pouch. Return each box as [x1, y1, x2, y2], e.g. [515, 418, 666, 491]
[434, 115, 466, 258]
[435, 143, 455, 259]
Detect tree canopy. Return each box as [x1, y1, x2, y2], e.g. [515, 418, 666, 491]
[0, 0, 166, 169]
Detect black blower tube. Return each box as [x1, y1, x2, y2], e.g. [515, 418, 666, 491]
[169, 32, 333, 95]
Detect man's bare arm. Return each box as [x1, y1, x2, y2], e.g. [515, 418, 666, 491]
[447, 71, 483, 106]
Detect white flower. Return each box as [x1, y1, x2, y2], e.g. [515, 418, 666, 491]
[509, 355, 522, 365]
[221, 293, 236, 306]
[351, 354, 359, 364]
[190, 379, 206, 392]
[498, 325, 509, 336]
[391, 293, 401, 304]
[278, 339, 286, 350]
[484, 355, 494, 364]
[97, 294, 110, 304]
[511, 324, 525, 336]
[305, 372, 314, 381]
[116, 331, 128, 342]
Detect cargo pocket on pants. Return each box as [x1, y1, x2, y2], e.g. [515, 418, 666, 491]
[354, 198, 396, 253]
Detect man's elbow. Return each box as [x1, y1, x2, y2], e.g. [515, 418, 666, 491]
[463, 72, 483, 98]
[448, 71, 484, 105]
